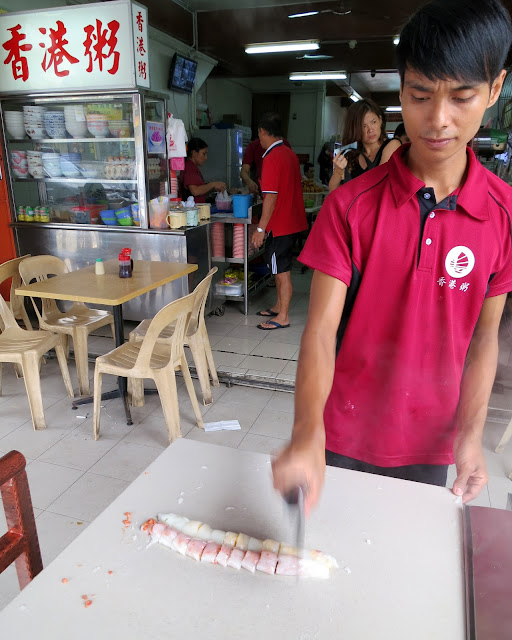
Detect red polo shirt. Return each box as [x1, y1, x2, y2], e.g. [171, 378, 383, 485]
[243, 138, 291, 182]
[260, 141, 308, 238]
[179, 158, 206, 203]
[300, 146, 512, 467]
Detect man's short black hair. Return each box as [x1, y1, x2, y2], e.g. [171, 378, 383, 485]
[304, 162, 314, 175]
[258, 112, 283, 137]
[396, 0, 512, 85]
[394, 123, 406, 138]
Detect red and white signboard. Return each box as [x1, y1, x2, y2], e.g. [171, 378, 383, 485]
[0, 0, 149, 94]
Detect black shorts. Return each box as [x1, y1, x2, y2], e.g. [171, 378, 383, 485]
[265, 231, 296, 274]
[325, 451, 448, 487]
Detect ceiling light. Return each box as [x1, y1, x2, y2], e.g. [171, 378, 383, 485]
[290, 72, 347, 81]
[349, 90, 362, 102]
[300, 54, 334, 60]
[246, 41, 319, 55]
[288, 11, 319, 18]
[393, 36, 400, 45]
[386, 106, 402, 112]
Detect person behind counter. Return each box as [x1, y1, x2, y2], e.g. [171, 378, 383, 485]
[179, 137, 226, 204]
[272, 0, 512, 514]
[329, 99, 401, 192]
[303, 163, 315, 181]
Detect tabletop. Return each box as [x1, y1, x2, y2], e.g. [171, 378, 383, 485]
[0, 440, 465, 639]
[15, 260, 198, 306]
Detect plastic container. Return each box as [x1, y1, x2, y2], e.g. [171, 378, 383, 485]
[95, 258, 105, 275]
[215, 193, 232, 211]
[149, 201, 168, 229]
[232, 194, 253, 218]
[186, 208, 198, 227]
[215, 281, 243, 295]
[118, 253, 132, 278]
[197, 203, 211, 220]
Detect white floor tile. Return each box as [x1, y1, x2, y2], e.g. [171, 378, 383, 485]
[245, 370, 279, 380]
[26, 460, 83, 510]
[89, 440, 162, 481]
[220, 385, 274, 409]
[250, 340, 298, 359]
[0, 423, 69, 460]
[47, 472, 129, 521]
[212, 351, 246, 367]
[487, 474, 512, 509]
[213, 336, 261, 355]
[281, 361, 298, 375]
[263, 329, 303, 345]
[266, 391, 295, 413]
[35, 510, 90, 566]
[38, 430, 117, 471]
[238, 355, 286, 373]
[249, 407, 294, 440]
[202, 401, 263, 432]
[227, 324, 268, 340]
[238, 433, 286, 456]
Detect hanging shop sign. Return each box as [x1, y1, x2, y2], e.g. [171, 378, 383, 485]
[0, 0, 150, 94]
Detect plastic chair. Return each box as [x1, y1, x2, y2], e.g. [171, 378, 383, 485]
[0, 255, 33, 332]
[128, 267, 219, 406]
[0, 450, 43, 590]
[93, 292, 204, 443]
[19, 255, 115, 396]
[0, 293, 74, 430]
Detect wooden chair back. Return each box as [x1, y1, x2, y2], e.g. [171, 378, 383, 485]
[18, 255, 70, 323]
[135, 291, 195, 371]
[187, 267, 218, 336]
[0, 255, 31, 330]
[0, 450, 43, 589]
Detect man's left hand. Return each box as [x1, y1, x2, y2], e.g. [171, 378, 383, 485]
[452, 434, 488, 503]
[251, 229, 265, 249]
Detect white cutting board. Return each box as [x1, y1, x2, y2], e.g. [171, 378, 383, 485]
[0, 439, 465, 639]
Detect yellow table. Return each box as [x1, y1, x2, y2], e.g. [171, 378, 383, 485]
[16, 259, 198, 423]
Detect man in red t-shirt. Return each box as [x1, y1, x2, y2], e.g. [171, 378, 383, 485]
[251, 113, 308, 330]
[272, 0, 512, 513]
[241, 135, 291, 194]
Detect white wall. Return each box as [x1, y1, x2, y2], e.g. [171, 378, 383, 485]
[323, 96, 346, 144]
[205, 78, 252, 127]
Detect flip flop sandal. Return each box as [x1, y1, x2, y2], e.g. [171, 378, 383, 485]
[257, 321, 291, 330]
[257, 308, 279, 317]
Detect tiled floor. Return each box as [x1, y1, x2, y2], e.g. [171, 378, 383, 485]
[0, 267, 511, 612]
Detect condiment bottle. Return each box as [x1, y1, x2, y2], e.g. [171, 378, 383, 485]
[121, 247, 134, 272]
[95, 258, 105, 275]
[118, 253, 132, 278]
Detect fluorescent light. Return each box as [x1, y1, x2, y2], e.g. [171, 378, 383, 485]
[288, 11, 319, 18]
[290, 72, 347, 81]
[246, 41, 319, 54]
[386, 106, 402, 112]
[301, 54, 334, 60]
[348, 90, 362, 102]
[393, 36, 400, 45]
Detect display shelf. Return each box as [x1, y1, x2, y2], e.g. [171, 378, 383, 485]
[12, 177, 137, 184]
[6, 137, 135, 144]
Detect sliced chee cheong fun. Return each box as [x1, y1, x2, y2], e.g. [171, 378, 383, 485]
[182, 520, 203, 537]
[201, 541, 221, 564]
[186, 538, 207, 562]
[262, 539, 280, 554]
[158, 513, 189, 532]
[248, 537, 263, 552]
[235, 533, 250, 551]
[196, 524, 213, 541]
[256, 551, 278, 575]
[276, 555, 299, 577]
[241, 550, 260, 574]
[279, 543, 300, 557]
[216, 543, 233, 567]
[210, 529, 226, 545]
[173, 532, 192, 555]
[223, 531, 238, 547]
[151, 524, 178, 549]
[226, 547, 245, 570]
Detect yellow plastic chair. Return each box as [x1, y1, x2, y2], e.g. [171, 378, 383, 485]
[128, 267, 219, 406]
[19, 255, 115, 396]
[0, 255, 33, 332]
[0, 294, 74, 430]
[93, 291, 204, 443]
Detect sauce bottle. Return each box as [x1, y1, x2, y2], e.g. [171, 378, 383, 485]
[95, 258, 105, 275]
[118, 253, 132, 278]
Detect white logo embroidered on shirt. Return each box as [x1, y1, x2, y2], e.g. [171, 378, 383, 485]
[445, 246, 475, 279]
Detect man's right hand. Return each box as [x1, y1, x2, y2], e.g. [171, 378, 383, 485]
[248, 179, 259, 194]
[272, 430, 326, 517]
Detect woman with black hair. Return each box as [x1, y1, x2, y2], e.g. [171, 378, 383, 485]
[328, 99, 401, 192]
[179, 137, 226, 203]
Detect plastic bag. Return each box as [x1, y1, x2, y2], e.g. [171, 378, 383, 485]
[215, 190, 232, 211]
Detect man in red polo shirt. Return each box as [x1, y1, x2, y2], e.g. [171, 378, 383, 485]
[251, 113, 308, 330]
[273, 0, 512, 512]
[241, 132, 291, 194]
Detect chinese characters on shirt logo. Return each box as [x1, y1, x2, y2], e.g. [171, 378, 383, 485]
[437, 277, 470, 292]
[2, 18, 122, 82]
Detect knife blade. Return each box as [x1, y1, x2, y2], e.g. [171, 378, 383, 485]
[284, 486, 305, 556]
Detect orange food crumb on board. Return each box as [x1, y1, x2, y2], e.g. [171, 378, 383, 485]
[141, 518, 156, 532]
[82, 595, 88, 600]
[122, 512, 133, 527]
[61, 578, 68, 584]
[85, 600, 93, 608]
[108, 570, 113, 575]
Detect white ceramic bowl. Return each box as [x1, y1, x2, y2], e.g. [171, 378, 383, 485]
[12, 165, 28, 178]
[6, 125, 26, 139]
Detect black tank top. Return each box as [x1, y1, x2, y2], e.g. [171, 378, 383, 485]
[351, 138, 395, 179]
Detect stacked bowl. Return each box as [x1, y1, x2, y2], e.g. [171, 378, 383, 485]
[100, 209, 118, 225]
[115, 207, 133, 226]
[42, 152, 62, 177]
[23, 105, 46, 140]
[64, 105, 88, 138]
[60, 152, 81, 178]
[4, 111, 25, 139]
[86, 113, 109, 138]
[27, 150, 44, 178]
[108, 120, 131, 138]
[43, 111, 66, 139]
[10, 150, 28, 178]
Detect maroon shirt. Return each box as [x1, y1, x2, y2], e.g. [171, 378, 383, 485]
[179, 158, 206, 203]
[300, 146, 512, 466]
